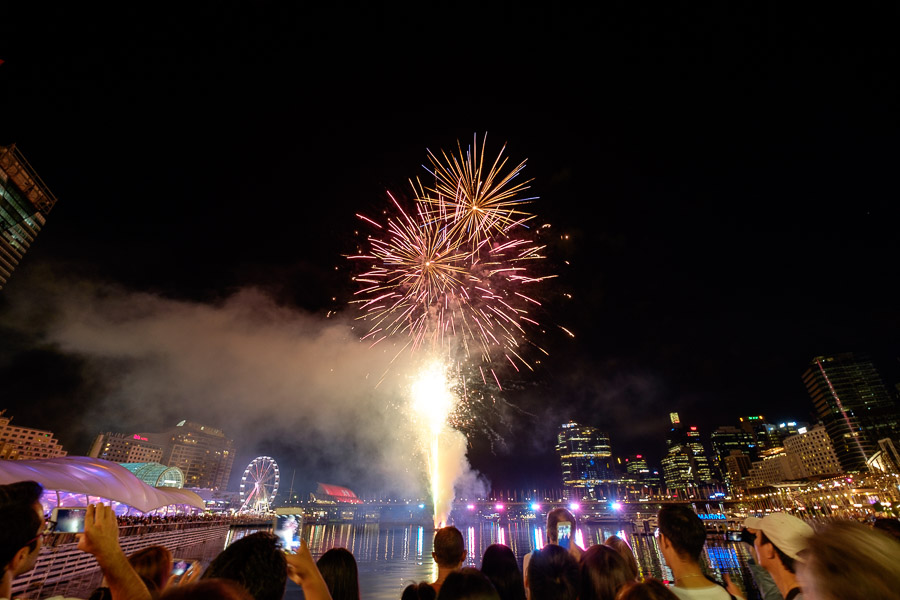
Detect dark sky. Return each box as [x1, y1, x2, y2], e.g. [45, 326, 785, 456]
[1, 5, 898, 494]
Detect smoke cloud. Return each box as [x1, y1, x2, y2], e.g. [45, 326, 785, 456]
[1, 270, 490, 499]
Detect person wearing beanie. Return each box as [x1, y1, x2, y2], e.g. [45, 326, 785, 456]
[741, 513, 813, 600]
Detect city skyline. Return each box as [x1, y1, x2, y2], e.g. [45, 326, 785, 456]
[1, 6, 898, 493]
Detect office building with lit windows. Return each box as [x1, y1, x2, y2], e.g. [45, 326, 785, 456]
[663, 413, 715, 490]
[0, 410, 66, 460]
[782, 425, 842, 478]
[0, 144, 58, 290]
[88, 431, 164, 464]
[802, 353, 900, 471]
[144, 421, 235, 490]
[556, 421, 613, 499]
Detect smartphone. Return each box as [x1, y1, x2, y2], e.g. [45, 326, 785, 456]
[172, 559, 191, 577]
[273, 513, 303, 553]
[557, 521, 572, 550]
[51, 507, 87, 533]
[725, 531, 743, 542]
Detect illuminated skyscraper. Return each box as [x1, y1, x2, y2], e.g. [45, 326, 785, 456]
[710, 425, 756, 488]
[0, 144, 58, 290]
[802, 353, 900, 471]
[738, 415, 779, 457]
[663, 416, 715, 491]
[556, 421, 613, 499]
[145, 421, 235, 490]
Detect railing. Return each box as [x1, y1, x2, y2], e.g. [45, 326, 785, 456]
[11, 521, 230, 599]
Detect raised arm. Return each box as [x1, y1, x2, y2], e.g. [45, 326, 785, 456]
[284, 539, 333, 600]
[77, 504, 152, 600]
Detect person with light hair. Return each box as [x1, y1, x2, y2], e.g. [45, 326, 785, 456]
[797, 520, 900, 600]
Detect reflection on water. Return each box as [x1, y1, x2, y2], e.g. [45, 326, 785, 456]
[224, 521, 760, 600]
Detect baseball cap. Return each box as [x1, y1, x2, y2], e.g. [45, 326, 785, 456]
[743, 513, 813, 561]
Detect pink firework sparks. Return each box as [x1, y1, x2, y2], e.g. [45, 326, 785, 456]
[350, 136, 552, 372]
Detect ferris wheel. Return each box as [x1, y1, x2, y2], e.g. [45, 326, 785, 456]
[239, 456, 280, 513]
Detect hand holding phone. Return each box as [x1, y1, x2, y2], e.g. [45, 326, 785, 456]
[51, 507, 88, 533]
[172, 560, 190, 577]
[273, 513, 303, 553]
[557, 521, 572, 550]
[170, 559, 199, 585]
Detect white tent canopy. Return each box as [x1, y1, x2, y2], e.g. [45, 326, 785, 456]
[0, 456, 206, 513]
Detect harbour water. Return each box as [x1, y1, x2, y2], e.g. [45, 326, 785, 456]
[223, 521, 761, 600]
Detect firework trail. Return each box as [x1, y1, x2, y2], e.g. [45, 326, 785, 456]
[350, 134, 554, 525]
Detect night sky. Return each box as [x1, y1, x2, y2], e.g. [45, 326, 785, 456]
[1, 5, 898, 495]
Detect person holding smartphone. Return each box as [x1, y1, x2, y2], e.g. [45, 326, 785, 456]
[523, 508, 584, 599]
[0, 481, 153, 600]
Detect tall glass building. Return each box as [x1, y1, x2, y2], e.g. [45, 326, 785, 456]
[0, 144, 58, 290]
[556, 421, 613, 499]
[802, 353, 900, 472]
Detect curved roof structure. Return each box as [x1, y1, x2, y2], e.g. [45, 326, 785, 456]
[316, 482, 362, 504]
[0, 456, 205, 512]
[120, 462, 185, 488]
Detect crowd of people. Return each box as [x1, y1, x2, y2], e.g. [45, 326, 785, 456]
[2, 479, 900, 600]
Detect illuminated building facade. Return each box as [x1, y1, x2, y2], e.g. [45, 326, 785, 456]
[0, 144, 58, 290]
[88, 432, 163, 464]
[710, 426, 756, 465]
[625, 454, 649, 479]
[711, 425, 756, 490]
[0, 410, 66, 460]
[867, 438, 900, 474]
[747, 449, 803, 488]
[722, 451, 752, 489]
[663, 414, 715, 491]
[146, 421, 235, 490]
[781, 425, 842, 478]
[802, 353, 900, 471]
[120, 462, 185, 488]
[738, 415, 779, 455]
[556, 421, 613, 499]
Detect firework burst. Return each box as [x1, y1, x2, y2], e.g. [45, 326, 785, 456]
[350, 136, 554, 382]
[350, 135, 556, 526]
[418, 133, 537, 247]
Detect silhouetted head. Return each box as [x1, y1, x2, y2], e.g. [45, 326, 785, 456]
[316, 547, 360, 600]
[480, 544, 525, 600]
[128, 545, 173, 592]
[401, 581, 437, 600]
[433, 526, 466, 568]
[526, 544, 578, 600]
[440, 567, 500, 600]
[0, 481, 45, 579]
[872, 517, 900, 542]
[202, 532, 286, 600]
[798, 520, 900, 600]
[603, 536, 639, 581]
[579, 544, 631, 600]
[161, 578, 254, 600]
[546, 508, 576, 544]
[657, 505, 705, 562]
[614, 579, 679, 600]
